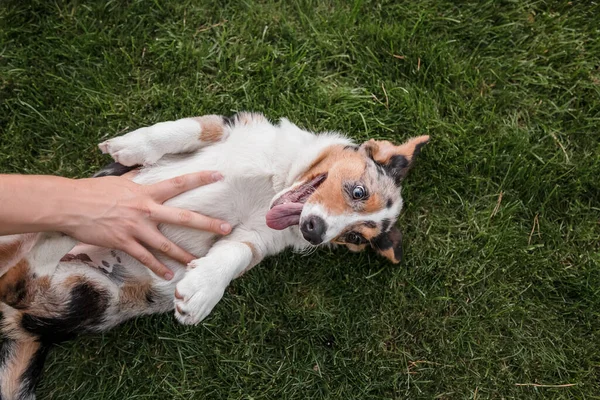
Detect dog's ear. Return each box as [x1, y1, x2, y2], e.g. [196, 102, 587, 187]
[370, 226, 403, 264]
[361, 136, 429, 184]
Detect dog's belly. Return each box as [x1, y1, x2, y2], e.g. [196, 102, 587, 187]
[132, 127, 280, 243]
[58, 126, 283, 298]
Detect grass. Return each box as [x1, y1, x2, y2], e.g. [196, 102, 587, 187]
[1, 0, 599, 398]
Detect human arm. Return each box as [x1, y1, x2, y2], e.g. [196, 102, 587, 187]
[0, 172, 232, 279]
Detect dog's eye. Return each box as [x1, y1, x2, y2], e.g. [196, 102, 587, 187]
[346, 232, 363, 245]
[352, 185, 366, 200]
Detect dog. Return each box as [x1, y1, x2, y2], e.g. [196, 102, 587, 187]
[0, 112, 428, 399]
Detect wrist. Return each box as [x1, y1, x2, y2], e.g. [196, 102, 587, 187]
[34, 176, 89, 234]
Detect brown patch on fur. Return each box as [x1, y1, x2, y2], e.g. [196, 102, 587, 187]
[346, 243, 367, 252]
[0, 306, 32, 341]
[379, 247, 398, 263]
[0, 259, 32, 308]
[194, 115, 225, 143]
[362, 193, 385, 214]
[0, 240, 23, 267]
[357, 225, 381, 241]
[62, 274, 88, 289]
[237, 242, 262, 277]
[0, 234, 36, 276]
[0, 339, 41, 400]
[301, 145, 367, 215]
[60, 253, 93, 264]
[36, 276, 51, 293]
[0, 259, 53, 310]
[119, 281, 153, 309]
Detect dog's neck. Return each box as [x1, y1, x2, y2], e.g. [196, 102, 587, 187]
[271, 118, 352, 193]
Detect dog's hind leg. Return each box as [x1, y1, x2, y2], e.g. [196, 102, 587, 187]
[0, 263, 115, 400]
[0, 232, 76, 310]
[98, 114, 234, 167]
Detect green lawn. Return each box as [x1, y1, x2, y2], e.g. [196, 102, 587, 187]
[1, 0, 599, 398]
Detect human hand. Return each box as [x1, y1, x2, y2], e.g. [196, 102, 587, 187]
[59, 171, 231, 279]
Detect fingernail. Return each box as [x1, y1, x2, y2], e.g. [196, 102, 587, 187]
[211, 172, 224, 181]
[220, 223, 231, 233]
[164, 271, 174, 280]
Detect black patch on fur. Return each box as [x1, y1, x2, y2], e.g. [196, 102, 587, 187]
[373, 155, 410, 185]
[413, 141, 426, 158]
[364, 221, 377, 229]
[381, 218, 391, 232]
[386, 155, 409, 184]
[372, 231, 393, 251]
[145, 288, 156, 304]
[116, 256, 122, 264]
[5, 277, 28, 309]
[21, 283, 109, 343]
[371, 227, 403, 262]
[0, 339, 51, 400]
[18, 342, 51, 400]
[374, 160, 387, 177]
[109, 264, 127, 283]
[386, 199, 393, 209]
[93, 162, 139, 178]
[101, 260, 110, 268]
[0, 338, 15, 367]
[98, 263, 127, 284]
[393, 239, 403, 262]
[222, 115, 235, 127]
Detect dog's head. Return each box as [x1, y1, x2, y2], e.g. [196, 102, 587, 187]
[266, 135, 429, 263]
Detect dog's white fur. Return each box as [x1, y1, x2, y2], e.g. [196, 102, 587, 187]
[100, 115, 355, 324]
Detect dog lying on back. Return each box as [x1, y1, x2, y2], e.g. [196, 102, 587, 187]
[0, 112, 428, 399]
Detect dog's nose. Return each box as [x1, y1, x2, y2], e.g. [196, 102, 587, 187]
[301, 216, 327, 245]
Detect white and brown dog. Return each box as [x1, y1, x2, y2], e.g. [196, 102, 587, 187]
[0, 112, 428, 399]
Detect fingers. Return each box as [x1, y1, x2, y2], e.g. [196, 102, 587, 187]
[121, 240, 174, 280]
[149, 171, 223, 203]
[150, 205, 232, 235]
[137, 227, 197, 266]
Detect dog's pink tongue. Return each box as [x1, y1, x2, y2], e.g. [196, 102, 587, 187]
[266, 203, 304, 230]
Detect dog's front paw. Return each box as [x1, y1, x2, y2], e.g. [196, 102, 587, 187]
[99, 127, 163, 166]
[173, 260, 227, 325]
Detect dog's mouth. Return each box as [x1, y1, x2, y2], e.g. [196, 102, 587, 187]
[266, 173, 327, 230]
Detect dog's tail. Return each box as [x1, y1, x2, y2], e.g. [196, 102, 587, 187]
[0, 321, 50, 400]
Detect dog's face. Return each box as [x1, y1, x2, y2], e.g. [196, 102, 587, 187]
[266, 135, 429, 263]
